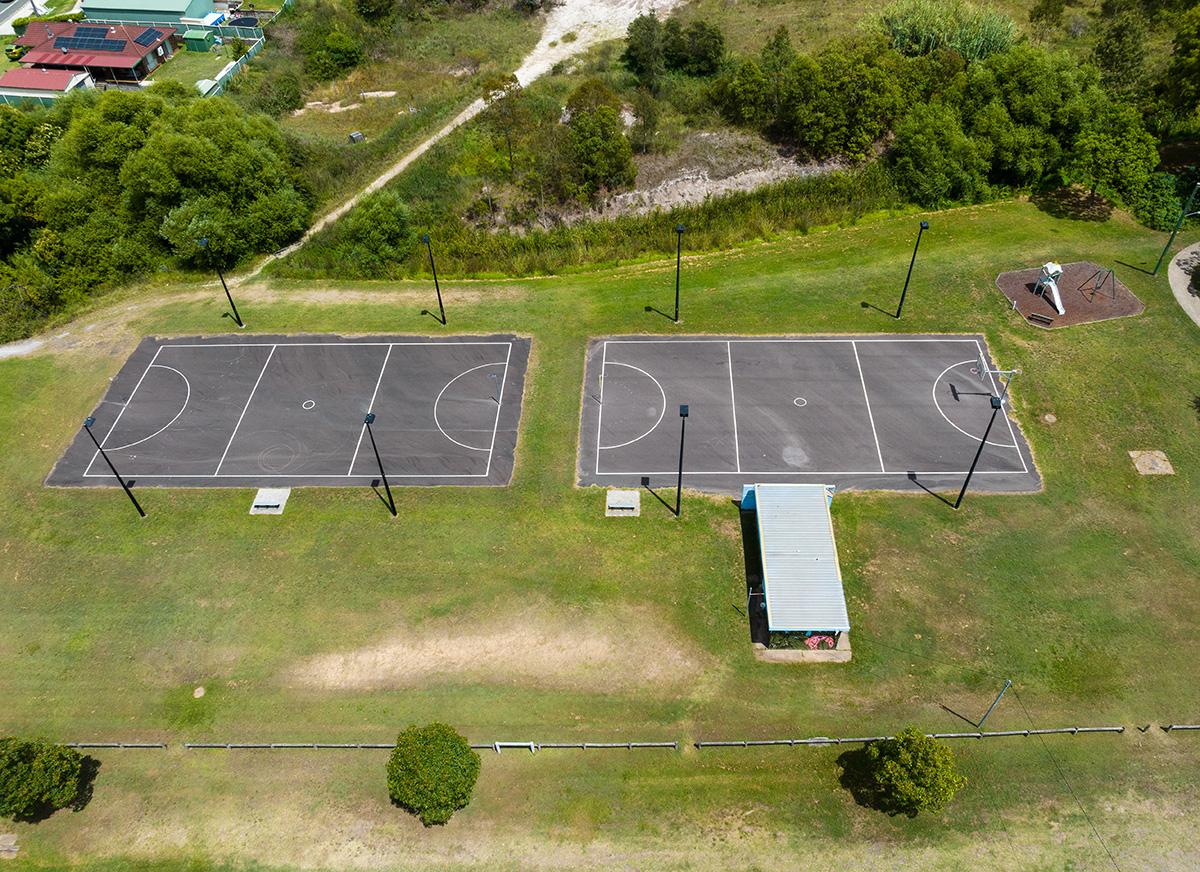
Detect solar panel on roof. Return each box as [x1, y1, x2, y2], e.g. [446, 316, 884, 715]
[53, 36, 127, 52]
[74, 27, 109, 39]
[133, 28, 163, 47]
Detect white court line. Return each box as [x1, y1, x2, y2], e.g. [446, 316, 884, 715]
[346, 343, 395, 475]
[605, 338, 987, 345]
[727, 341, 741, 473]
[974, 339, 1029, 475]
[483, 343, 513, 478]
[102, 365, 192, 452]
[594, 341, 608, 476]
[852, 341, 886, 472]
[597, 469, 1024, 476]
[83, 344, 165, 477]
[213, 344, 276, 475]
[932, 360, 1019, 449]
[159, 341, 511, 348]
[596, 362, 666, 450]
[434, 360, 509, 452]
[84, 471, 492, 479]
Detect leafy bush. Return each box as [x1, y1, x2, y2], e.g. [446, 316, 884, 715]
[11, 11, 84, 33]
[663, 19, 726, 76]
[386, 723, 480, 826]
[889, 102, 990, 206]
[1129, 171, 1183, 230]
[861, 727, 966, 816]
[0, 738, 88, 822]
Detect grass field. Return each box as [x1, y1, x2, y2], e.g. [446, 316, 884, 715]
[149, 46, 235, 88]
[1, 199, 1199, 869]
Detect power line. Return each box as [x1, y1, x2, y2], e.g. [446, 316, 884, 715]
[1012, 687, 1120, 872]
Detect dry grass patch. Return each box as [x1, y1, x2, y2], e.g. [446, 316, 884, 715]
[284, 608, 711, 693]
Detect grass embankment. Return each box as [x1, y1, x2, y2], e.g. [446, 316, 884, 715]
[0, 201, 1199, 868]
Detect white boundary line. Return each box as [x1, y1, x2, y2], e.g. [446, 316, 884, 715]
[83, 472, 493, 479]
[727, 341, 741, 473]
[596, 362, 667, 450]
[83, 344, 165, 477]
[213, 344, 276, 475]
[595, 469, 1023, 476]
[102, 365, 192, 452]
[157, 341, 511, 348]
[604, 338, 986, 345]
[851, 341, 886, 472]
[433, 360, 509, 452]
[594, 341, 608, 476]
[346, 344, 395, 475]
[483, 343, 513, 478]
[974, 339, 1029, 474]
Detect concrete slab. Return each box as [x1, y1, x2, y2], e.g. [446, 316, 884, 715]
[48, 334, 529, 488]
[578, 335, 1039, 495]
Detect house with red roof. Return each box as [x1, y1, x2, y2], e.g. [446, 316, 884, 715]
[0, 68, 95, 106]
[15, 22, 178, 84]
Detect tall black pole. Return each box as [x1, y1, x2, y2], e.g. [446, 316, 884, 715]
[83, 417, 145, 518]
[364, 413, 395, 517]
[675, 404, 688, 517]
[673, 224, 684, 323]
[422, 233, 445, 325]
[896, 220, 929, 319]
[217, 267, 244, 328]
[954, 396, 1002, 510]
[1152, 182, 1200, 276]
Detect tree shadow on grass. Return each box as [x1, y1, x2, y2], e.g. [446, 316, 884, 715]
[14, 755, 101, 823]
[836, 747, 913, 818]
[1029, 187, 1113, 222]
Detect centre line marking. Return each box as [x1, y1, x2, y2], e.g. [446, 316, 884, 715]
[346, 343, 394, 475]
[727, 341, 741, 473]
[483, 342, 513, 478]
[214, 344, 276, 475]
[852, 341, 886, 473]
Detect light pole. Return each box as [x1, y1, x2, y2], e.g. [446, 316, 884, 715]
[421, 233, 445, 325]
[83, 416, 145, 518]
[198, 237, 244, 328]
[1152, 182, 1200, 276]
[896, 220, 929, 319]
[364, 412, 395, 517]
[954, 395, 1002, 510]
[673, 224, 685, 323]
[675, 404, 688, 517]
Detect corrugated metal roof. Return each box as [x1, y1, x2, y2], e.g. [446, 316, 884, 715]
[0, 68, 82, 91]
[755, 483, 850, 633]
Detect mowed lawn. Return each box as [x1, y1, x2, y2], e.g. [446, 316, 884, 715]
[1, 200, 1199, 869]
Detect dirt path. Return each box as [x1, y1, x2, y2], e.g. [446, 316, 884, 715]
[236, 0, 681, 285]
[1167, 241, 1200, 331]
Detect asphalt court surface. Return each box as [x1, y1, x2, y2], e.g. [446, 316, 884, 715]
[578, 335, 1040, 494]
[49, 335, 529, 487]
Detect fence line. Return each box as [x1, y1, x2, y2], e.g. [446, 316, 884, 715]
[694, 726, 1125, 748]
[57, 725, 1200, 752]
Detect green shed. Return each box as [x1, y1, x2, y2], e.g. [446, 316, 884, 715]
[183, 29, 215, 52]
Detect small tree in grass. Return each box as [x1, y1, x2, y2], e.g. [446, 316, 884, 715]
[859, 727, 966, 816]
[386, 723, 480, 826]
[0, 737, 90, 822]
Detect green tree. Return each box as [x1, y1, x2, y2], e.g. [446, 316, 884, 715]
[628, 88, 660, 154]
[889, 102, 990, 205]
[0, 738, 88, 822]
[622, 13, 665, 93]
[567, 102, 636, 201]
[669, 20, 725, 76]
[386, 723, 480, 826]
[861, 727, 966, 816]
[760, 26, 797, 127]
[1093, 8, 1150, 100]
[1166, 5, 1200, 116]
[342, 190, 413, 262]
[482, 73, 528, 179]
[1066, 101, 1159, 201]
